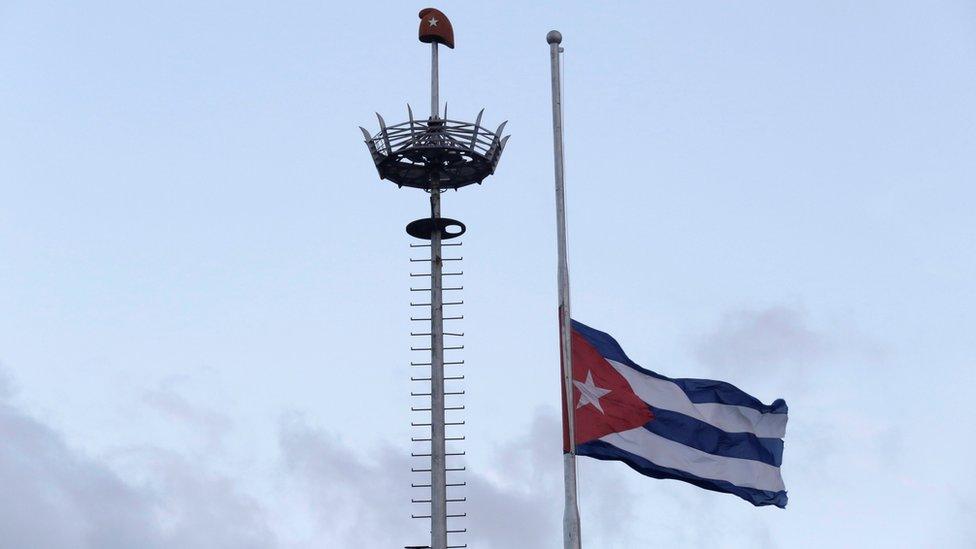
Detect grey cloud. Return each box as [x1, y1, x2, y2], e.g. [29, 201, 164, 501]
[0, 368, 572, 549]
[0, 382, 276, 549]
[695, 306, 825, 367]
[0, 400, 160, 549]
[694, 306, 827, 372]
[142, 383, 233, 449]
[278, 411, 562, 548]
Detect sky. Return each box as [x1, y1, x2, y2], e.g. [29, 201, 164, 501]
[1, 1, 975, 547]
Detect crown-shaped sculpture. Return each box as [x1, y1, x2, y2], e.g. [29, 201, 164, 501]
[360, 107, 509, 190]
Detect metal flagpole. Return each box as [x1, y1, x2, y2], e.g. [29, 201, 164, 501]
[548, 30, 581, 549]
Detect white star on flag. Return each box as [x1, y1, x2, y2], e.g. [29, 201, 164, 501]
[573, 371, 612, 414]
[428, 17, 439, 27]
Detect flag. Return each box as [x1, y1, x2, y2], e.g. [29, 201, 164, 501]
[567, 319, 788, 508]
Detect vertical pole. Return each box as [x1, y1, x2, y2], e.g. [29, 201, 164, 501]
[428, 38, 447, 549]
[431, 43, 439, 118]
[430, 183, 447, 549]
[548, 30, 581, 549]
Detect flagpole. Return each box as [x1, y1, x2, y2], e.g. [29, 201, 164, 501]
[548, 29, 582, 549]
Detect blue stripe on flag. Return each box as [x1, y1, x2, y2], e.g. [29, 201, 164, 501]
[571, 319, 788, 415]
[644, 407, 784, 467]
[577, 439, 788, 508]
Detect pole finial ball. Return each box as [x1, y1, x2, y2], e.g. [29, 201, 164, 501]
[546, 30, 562, 45]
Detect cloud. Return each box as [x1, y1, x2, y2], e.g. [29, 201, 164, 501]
[0, 368, 569, 549]
[693, 306, 827, 372]
[0, 399, 159, 549]
[0, 379, 276, 549]
[142, 383, 233, 449]
[278, 410, 562, 548]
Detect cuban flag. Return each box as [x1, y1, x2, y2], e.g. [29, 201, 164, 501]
[567, 319, 788, 508]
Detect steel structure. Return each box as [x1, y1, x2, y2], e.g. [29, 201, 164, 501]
[359, 9, 509, 549]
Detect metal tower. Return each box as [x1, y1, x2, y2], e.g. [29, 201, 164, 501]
[359, 9, 509, 549]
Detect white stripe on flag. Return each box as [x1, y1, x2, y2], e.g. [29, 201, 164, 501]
[607, 359, 788, 438]
[601, 426, 786, 492]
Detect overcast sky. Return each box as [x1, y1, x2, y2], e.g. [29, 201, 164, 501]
[1, 1, 975, 547]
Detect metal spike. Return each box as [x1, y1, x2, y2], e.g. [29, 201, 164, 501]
[407, 104, 417, 138]
[443, 102, 448, 120]
[470, 109, 485, 149]
[359, 126, 372, 141]
[375, 113, 391, 153]
[494, 120, 508, 138]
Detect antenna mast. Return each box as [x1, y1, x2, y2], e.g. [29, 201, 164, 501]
[360, 9, 510, 549]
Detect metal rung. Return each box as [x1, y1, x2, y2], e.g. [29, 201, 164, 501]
[412, 499, 432, 503]
[445, 375, 464, 380]
[410, 421, 463, 428]
[444, 332, 464, 337]
[412, 483, 432, 488]
[411, 377, 432, 381]
[443, 315, 464, 320]
[445, 361, 464, 366]
[411, 347, 433, 351]
[446, 467, 466, 471]
[411, 468, 431, 472]
[412, 438, 432, 443]
[446, 437, 465, 441]
[445, 390, 465, 395]
[412, 514, 431, 519]
[443, 301, 464, 306]
[410, 332, 432, 336]
[411, 407, 432, 411]
[410, 302, 432, 306]
[447, 513, 467, 518]
[411, 362, 432, 366]
[444, 345, 464, 350]
[446, 452, 466, 456]
[410, 392, 431, 397]
[447, 482, 466, 487]
[411, 317, 432, 321]
[410, 242, 461, 248]
[444, 406, 465, 411]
